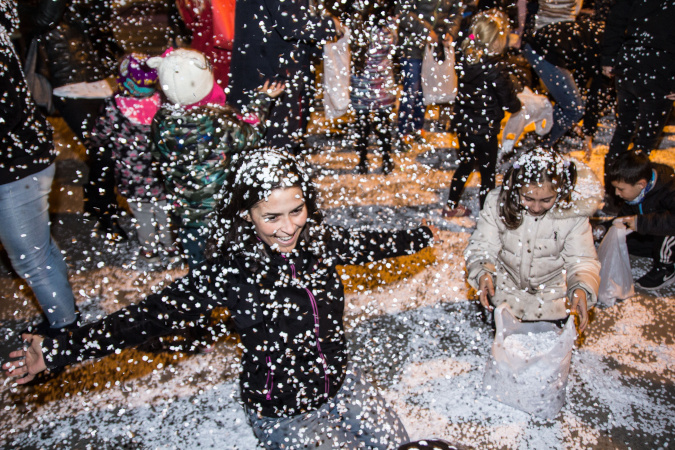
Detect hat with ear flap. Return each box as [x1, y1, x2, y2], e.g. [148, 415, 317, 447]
[147, 48, 214, 106]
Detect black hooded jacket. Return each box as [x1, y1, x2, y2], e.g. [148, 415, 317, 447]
[43, 224, 433, 418]
[453, 53, 521, 136]
[0, 0, 54, 185]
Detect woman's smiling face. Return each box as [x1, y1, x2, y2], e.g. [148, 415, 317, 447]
[246, 187, 308, 253]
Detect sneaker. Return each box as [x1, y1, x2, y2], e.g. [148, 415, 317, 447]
[635, 264, 675, 290]
[441, 205, 472, 218]
[142, 250, 161, 264]
[94, 215, 129, 243]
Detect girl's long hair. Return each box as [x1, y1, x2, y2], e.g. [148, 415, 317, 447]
[206, 149, 324, 261]
[498, 148, 577, 229]
[461, 9, 509, 65]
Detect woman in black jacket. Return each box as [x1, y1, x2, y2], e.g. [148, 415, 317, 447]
[6, 149, 438, 449]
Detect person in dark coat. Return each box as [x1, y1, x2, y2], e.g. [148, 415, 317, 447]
[227, 0, 340, 152]
[0, 0, 78, 335]
[19, 0, 127, 240]
[5, 149, 438, 449]
[601, 0, 675, 167]
[441, 10, 521, 218]
[604, 150, 675, 290]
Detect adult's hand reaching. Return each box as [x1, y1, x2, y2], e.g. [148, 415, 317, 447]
[3, 334, 47, 385]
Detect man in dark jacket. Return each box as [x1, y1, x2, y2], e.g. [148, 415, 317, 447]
[606, 151, 675, 290]
[601, 0, 675, 167]
[227, 0, 340, 152]
[0, 0, 78, 335]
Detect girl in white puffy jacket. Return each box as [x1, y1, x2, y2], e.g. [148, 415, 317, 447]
[464, 147, 601, 332]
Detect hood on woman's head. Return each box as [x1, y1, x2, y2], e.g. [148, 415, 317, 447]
[147, 48, 214, 105]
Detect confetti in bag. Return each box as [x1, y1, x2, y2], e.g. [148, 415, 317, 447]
[483, 303, 576, 419]
[323, 30, 351, 119]
[597, 224, 634, 307]
[421, 44, 456, 106]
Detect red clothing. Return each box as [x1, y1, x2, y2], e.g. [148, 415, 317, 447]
[178, 0, 233, 87]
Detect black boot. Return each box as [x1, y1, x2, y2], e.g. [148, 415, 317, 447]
[95, 214, 128, 242]
[382, 152, 394, 175]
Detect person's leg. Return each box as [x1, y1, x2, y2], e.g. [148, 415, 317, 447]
[606, 80, 639, 166]
[475, 132, 499, 208]
[628, 233, 675, 289]
[398, 58, 424, 136]
[328, 366, 409, 448]
[445, 134, 476, 210]
[0, 165, 77, 329]
[522, 44, 584, 144]
[374, 108, 394, 174]
[354, 109, 371, 173]
[154, 200, 176, 249]
[128, 200, 157, 252]
[247, 366, 408, 449]
[631, 95, 674, 155]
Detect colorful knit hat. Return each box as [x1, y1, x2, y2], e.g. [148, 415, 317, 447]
[117, 53, 158, 97]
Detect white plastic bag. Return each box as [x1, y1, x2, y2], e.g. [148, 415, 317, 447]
[421, 44, 456, 106]
[500, 87, 553, 156]
[597, 224, 635, 307]
[323, 30, 351, 119]
[483, 303, 577, 419]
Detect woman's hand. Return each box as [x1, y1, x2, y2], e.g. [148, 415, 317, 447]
[258, 81, 285, 98]
[421, 219, 440, 243]
[478, 273, 495, 311]
[2, 334, 47, 384]
[570, 289, 589, 333]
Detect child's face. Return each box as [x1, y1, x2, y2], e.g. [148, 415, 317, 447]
[520, 182, 557, 216]
[246, 187, 308, 253]
[611, 179, 647, 202]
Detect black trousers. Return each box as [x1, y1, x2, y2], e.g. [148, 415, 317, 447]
[353, 108, 392, 163]
[446, 129, 499, 209]
[627, 233, 675, 266]
[605, 74, 673, 169]
[54, 96, 117, 216]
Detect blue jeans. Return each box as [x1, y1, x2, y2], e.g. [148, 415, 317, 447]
[0, 164, 77, 328]
[397, 58, 426, 136]
[247, 365, 409, 449]
[523, 44, 584, 144]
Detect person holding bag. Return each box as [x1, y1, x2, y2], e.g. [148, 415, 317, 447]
[395, 0, 463, 146]
[464, 147, 601, 333]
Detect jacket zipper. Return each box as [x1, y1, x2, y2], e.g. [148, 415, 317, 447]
[265, 356, 274, 401]
[289, 261, 331, 397]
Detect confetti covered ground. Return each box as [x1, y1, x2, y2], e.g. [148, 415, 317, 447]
[1, 107, 674, 449]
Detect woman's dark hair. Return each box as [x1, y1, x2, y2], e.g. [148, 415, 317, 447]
[206, 149, 323, 261]
[498, 148, 577, 229]
[606, 150, 653, 185]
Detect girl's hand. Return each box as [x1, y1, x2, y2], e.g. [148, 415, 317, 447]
[570, 289, 589, 333]
[258, 81, 285, 98]
[2, 334, 47, 384]
[478, 273, 495, 311]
